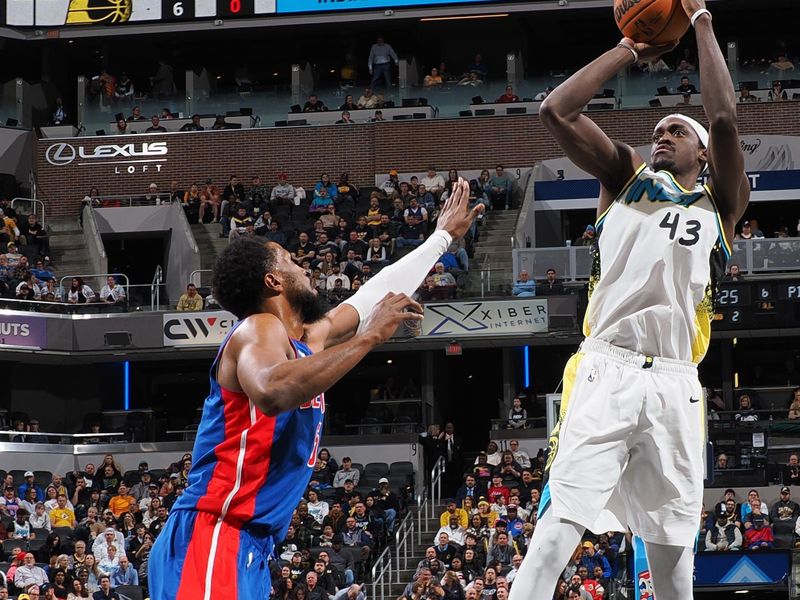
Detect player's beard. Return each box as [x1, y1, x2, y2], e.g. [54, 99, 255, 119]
[285, 272, 329, 324]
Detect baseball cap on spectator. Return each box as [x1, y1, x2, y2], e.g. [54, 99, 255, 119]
[389, 169, 398, 176]
[18, 595, 30, 600]
[716, 505, 728, 519]
[743, 221, 750, 227]
[585, 225, 595, 233]
[494, 519, 507, 527]
[378, 477, 389, 485]
[170, 473, 180, 479]
[507, 504, 517, 511]
[149, 483, 159, 489]
[582, 541, 594, 549]
[478, 500, 490, 508]
[781, 486, 790, 494]
[39, 584, 52, 593]
[24, 471, 34, 478]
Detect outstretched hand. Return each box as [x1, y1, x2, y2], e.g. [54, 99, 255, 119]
[436, 178, 485, 241]
[621, 37, 679, 63]
[361, 292, 423, 345]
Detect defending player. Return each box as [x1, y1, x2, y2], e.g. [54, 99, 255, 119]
[148, 180, 481, 599]
[507, 1, 748, 599]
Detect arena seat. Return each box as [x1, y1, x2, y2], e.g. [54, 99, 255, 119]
[31, 528, 49, 540]
[9, 470, 27, 483]
[0, 562, 9, 574]
[123, 470, 140, 485]
[27, 538, 46, 553]
[351, 463, 364, 475]
[33, 471, 52, 489]
[2, 539, 25, 554]
[149, 469, 166, 481]
[53, 526, 74, 541]
[389, 461, 414, 478]
[362, 462, 389, 487]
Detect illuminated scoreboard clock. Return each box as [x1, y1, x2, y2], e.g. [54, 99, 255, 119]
[4, 0, 273, 26]
[714, 281, 800, 330]
[4, 0, 504, 24]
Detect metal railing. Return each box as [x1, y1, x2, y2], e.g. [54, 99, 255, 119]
[0, 430, 126, 443]
[479, 266, 511, 297]
[83, 192, 174, 208]
[370, 545, 393, 600]
[190, 269, 213, 288]
[58, 273, 130, 303]
[416, 491, 428, 548]
[514, 237, 800, 282]
[151, 265, 163, 310]
[10, 197, 46, 227]
[395, 511, 416, 583]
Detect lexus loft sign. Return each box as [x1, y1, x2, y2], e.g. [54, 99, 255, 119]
[44, 141, 168, 174]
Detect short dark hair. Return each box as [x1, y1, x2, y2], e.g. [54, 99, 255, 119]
[213, 237, 278, 319]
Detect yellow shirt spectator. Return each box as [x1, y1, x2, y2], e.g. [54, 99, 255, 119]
[439, 503, 468, 529]
[49, 506, 75, 528]
[176, 285, 203, 312]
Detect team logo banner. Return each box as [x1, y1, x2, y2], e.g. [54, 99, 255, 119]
[163, 311, 238, 347]
[420, 299, 548, 337]
[0, 314, 47, 348]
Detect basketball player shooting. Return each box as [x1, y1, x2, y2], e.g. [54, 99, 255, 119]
[507, 2, 748, 599]
[147, 179, 481, 599]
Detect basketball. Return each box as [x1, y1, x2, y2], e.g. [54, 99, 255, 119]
[613, 0, 690, 45]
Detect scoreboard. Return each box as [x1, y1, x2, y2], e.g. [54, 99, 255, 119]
[3, 0, 503, 26]
[714, 280, 800, 331]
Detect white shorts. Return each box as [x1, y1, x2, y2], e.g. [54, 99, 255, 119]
[542, 338, 706, 547]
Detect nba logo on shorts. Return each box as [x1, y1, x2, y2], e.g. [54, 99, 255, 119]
[637, 570, 655, 599]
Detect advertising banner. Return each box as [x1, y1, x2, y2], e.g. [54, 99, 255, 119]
[420, 299, 548, 337]
[162, 311, 238, 347]
[693, 550, 791, 587]
[0, 314, 47, 348]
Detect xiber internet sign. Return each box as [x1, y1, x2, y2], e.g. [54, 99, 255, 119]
[44, 141, 168, 175]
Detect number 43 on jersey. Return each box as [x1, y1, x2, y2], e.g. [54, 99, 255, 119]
[659, 211, 701, 246]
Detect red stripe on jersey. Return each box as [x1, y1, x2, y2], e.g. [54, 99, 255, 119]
[195, 387, 253, 517]
[226, 407, 277, 522]
[176, 512, 241, 599]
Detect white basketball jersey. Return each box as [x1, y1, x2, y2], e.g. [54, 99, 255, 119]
[584, 164, 732, 363]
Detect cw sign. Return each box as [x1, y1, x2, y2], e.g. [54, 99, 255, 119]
[44, 141, 168, 174]
[163, 311, 237, 347]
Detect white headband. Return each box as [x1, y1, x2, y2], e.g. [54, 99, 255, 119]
[654, 114, 709, 148]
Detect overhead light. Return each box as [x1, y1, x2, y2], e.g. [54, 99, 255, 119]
[420, 13, 508, 21]
[386, 359, 393, 364]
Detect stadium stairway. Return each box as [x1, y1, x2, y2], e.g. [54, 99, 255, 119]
[382, 500, 448, 598]
[463, 210, 517, 297]
[48, 219, 94, 280]
[191, 222, 228, 274]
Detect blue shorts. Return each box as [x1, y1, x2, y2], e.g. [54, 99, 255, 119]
[148, 509, 273, 600]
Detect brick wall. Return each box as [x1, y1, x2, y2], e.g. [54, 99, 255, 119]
[34, 102, 800, 220]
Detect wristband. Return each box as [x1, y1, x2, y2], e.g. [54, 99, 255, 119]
[616, 42, 639, 65]
[690, 8, 711, 26]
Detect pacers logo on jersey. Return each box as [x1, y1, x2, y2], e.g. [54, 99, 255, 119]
[66, 0, 132, 24]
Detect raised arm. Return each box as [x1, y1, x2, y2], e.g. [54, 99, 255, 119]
[683, 0, 749, 234]
[539, 40, 674, 213]
[223, 294, 421, 417]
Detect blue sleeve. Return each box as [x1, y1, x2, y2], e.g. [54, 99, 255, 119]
[601, 555, 611, 578]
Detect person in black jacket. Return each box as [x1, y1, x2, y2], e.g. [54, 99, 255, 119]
[537, 268, 565, 295]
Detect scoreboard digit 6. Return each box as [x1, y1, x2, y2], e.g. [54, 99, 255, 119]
[162, 0, 196, 19]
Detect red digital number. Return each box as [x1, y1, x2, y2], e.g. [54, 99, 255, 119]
[230, 0, 241, 13]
